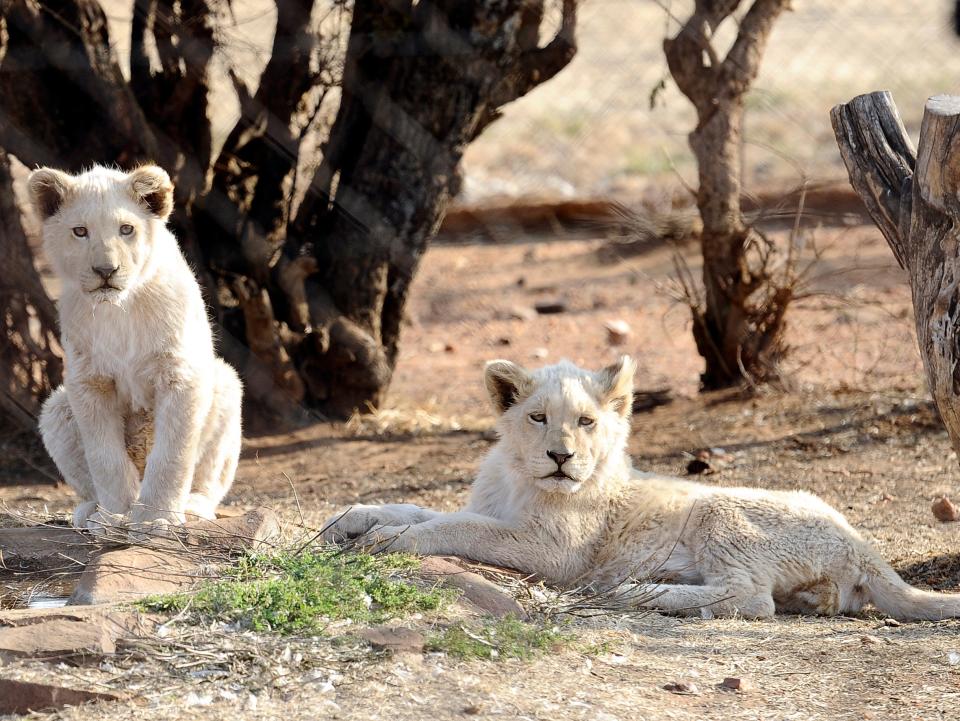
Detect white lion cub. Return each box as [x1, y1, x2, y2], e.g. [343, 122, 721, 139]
[324, 358, 960, 621]
[32, 165, 242, 531]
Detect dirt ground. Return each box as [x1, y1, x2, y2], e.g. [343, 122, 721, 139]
[4, 220, 960, 720]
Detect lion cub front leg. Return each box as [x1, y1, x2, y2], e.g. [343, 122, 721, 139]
[130, 362, 211, 528]
[68, 377, 140, 524]
[358, 512, 563, 578]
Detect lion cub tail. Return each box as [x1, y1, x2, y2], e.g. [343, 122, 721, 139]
[866, 563, 960, 621]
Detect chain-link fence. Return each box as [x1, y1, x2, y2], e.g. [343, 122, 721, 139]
[460, 0, 960, 204]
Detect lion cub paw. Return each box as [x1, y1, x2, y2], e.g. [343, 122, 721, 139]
[71, 500, 99, 529]
[84, 508, 130, 540]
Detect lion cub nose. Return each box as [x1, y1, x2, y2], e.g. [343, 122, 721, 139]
[547, 450, 574, 466]
[92, 264, 120, 280]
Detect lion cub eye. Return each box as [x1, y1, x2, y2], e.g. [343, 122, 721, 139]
[119, 224, 135, 236]
[529, 413, 547, 424]
[71, 226, 88, 238]
[578, 416, 595, 428]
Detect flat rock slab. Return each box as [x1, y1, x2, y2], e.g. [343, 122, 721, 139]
[420, 556, 527, 619]
[0, 617, 116, 662]
[359, 626, 426, 654]
[0, 526, 107, 572]
[0, 678, 120, 714]
[68, 547, 199, 605]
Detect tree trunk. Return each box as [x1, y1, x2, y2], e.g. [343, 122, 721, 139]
[664, 0, 792, 389]
[0, 150, 62, 433]
[0, 0, 579, 429]
[832, 92, 960, 457]
[214, 0, 578, 420]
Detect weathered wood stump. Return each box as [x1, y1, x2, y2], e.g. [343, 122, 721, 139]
[832, 92, 960, 457]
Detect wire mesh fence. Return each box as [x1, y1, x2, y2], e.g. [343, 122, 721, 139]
[461, 0, 960, 204]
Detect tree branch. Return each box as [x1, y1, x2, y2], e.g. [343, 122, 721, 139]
[830, 91, 916, 269]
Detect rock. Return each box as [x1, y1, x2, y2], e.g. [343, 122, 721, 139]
[686, 448, 733, 475]
[0, 525, 104, 572]
[428, 341, 445, 353]
[359, 626, 425, 654]
[420, 556, 527, 619]
[0, 618, 116, 662]
[68, 546, 199, 605]
[932, 496, 959, 522]
[495, 337, 511, 346]
[532, 347, 549, 360]
[171, 508, 281, 552]
[604, 319, 631, 346]
[685, 458, 714, 475]
[534, 300, 566, 315]
[507, 305, 536, 321]
[881, 618, 902, 627]
[719, 677, 750, 692]
[0, 679, 120, 715]
[663, 680, 700, 695]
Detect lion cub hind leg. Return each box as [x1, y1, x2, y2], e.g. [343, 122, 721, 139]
[38, 386, 99, 527]
[775, 577, 841, 616]
[621, 579, 776, 619]
[184, 360, 243, 521]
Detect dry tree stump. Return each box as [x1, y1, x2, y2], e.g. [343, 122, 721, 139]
[832, 92, 960, 455]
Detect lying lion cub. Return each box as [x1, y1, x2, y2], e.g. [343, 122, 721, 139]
[325, 358, 960, 620]
[32, 165, 242, 531]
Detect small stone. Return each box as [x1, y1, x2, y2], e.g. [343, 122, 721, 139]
[532, 347, 549, 360]
[932, 496, 959, 522]
[882, 618, 902, 627]
[428, 341, 445, 353]
[507, 306, 536, 322]
[359, 626, 425, 654]
[686, 459, 714, 475]
[534, 300, 566, 315]
[444, 343, 455, 353]
[495, 337, 511, 346]
[719, 677, 749, 692]
[946, 650, 960, 665]
[663, 680, 699, 695]
[604, 319, 631, 346]
[0, 679, 120, 715]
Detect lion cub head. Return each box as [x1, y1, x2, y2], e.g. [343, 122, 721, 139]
[485, 357, 636, 493]
[28, 165, 174, 304]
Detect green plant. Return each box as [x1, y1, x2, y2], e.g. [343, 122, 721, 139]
[142, 549, 450, 634]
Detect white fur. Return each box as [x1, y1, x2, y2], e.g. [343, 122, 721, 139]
[324, 358, 960, 621]
[33, 165, 242, 531]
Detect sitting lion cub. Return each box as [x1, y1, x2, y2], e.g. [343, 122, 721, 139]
[32, 165, 242, 531]
[324, 358, 960, 621]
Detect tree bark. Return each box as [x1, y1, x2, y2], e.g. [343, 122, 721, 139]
[831, 92, 960, 456]
[664, 0, 792, 389]
[0, 0, 579, 428]
[0, 150, 62, 432]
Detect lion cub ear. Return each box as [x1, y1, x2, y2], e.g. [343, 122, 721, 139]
[597, 355, 636, 417]
[128, 165, 174, 221]
[28, 168, 74, 220]
[484, 360, 534, 414]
